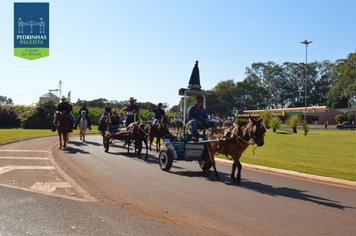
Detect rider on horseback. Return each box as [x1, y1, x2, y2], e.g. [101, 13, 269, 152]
[51, 96, 74, 132]
[73, 103, 91, 130]
[149, 103, 165, 126]
[123, 97, 139, 127]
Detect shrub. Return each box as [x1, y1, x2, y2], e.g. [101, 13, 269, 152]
[261, 111, 273, 128]
[20, 101, 56, 129]
[286, 115, 300, 133]
[269, 116, 281, 132]
[0, 105, 21, 128]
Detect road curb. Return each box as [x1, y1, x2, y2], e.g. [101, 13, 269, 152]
[215, 158, 356, 188]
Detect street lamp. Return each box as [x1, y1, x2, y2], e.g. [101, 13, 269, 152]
[301, 40, 312, 124]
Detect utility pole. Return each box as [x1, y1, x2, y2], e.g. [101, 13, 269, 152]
[300, 40, 313, 124]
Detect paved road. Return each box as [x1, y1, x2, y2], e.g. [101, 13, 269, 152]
[1, 135, 356, 235]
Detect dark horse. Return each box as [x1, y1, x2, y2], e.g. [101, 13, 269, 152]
[54, 111, 70, 149]
[206, 117, 266, 183]
[104, 121, 150, 160]
[171, 119, 183, 132]
[149, 116, 171, 152]
[130, 122, 150, 159]
[98, 114, 110, 145]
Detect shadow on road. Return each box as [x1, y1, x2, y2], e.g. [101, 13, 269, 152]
[237, 179, 354, 210]
[62, 146, 90, 155]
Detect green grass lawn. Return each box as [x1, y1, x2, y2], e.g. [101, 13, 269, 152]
[0, 126, 99, 144]
[1, 127, 355, 181]
[225, 128, 356, 181]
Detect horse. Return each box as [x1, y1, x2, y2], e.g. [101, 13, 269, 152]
[171, 119, 183, 132]
[98, 114, 110, 145]
[79, 110, 88, 143]
[54, 111, 70, 149]
[149, 116, 171, 152]
[205, 117, 266, 184]
[130, 122, 150, 159]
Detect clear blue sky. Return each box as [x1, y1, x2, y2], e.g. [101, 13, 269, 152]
[0, 0, 355, 107]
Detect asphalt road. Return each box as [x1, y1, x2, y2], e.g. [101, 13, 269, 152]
[1, 135, 356, 235]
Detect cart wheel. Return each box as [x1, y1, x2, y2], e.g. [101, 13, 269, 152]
[199, 146, 212, 171]
[159, 148, 173, 171]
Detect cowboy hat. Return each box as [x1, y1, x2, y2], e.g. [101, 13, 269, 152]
[128, 97, 137, 102]
[60, 96, 67, 101]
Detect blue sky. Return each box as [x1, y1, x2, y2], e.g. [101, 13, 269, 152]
[0, 0, 355, 107]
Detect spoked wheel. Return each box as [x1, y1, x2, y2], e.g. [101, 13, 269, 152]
[199, 145, 212, 171]
[158, 148, 173, 171]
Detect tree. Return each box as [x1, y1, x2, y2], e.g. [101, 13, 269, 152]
[20, 100, 56, 129]
[0, 105, 20, 128]
[0, 96, 13, 105]
[329, 52, 356, 108]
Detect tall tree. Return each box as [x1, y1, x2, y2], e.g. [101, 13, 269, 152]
[329, 52, 356, 108]
[0, 96, 13, 105]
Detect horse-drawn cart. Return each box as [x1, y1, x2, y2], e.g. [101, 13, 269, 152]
[158, 134, 214, 171]
[158, 61, 217, 172]
[103, 120, 149, 159]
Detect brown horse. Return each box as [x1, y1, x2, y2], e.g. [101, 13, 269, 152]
[149, 116, 171, 152]
[171, 119, 183, 132]
[98, 114, 110, 145]
[54, 111, 70, 149]
[130, 122, 150, 159]
[206, 117, 266, 183]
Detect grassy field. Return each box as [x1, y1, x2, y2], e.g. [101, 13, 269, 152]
[229, 128, 356, 181]
[0, 126, 99, 144]
[1, 127, 355, 181]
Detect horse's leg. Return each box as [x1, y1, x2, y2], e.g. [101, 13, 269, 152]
[236, 159, 242, 184]
[58, 132, 62, 148]
[149, 135, 153, 151]
[156, 137, 160, 152]
[231, 158, 237, 182]
[144, 138, 148, 160]
[210, 152, 219, 178]
[136, 139, 142, 159]
[63, 133, 67, 148]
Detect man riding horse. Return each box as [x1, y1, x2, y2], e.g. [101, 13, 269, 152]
[74, 103, 92, 130]
[149, 103, 165, 126]
[52, 96, 74, 132]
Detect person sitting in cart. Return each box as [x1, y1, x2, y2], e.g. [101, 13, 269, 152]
[123, 97, 139, 126]
[149, 103, 166, 126]
[188, 95, 216, 141]
[108, 110, 122, 133]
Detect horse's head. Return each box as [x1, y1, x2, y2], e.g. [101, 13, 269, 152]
[81, 110, 87, 116]
[248, 117, 266, 146]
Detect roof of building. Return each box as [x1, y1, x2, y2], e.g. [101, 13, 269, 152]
[243, 106, 328, 113]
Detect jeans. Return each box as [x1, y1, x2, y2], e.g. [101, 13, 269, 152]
[190, 119, 217, 138]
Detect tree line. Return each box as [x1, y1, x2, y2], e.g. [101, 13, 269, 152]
[1, 52, 355, 127]
[172, 52, 355, 117]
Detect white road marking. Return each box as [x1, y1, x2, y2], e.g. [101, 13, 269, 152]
[0, 165, 55, 175]
[0, 157, 49, 160]
[30, 182, 72, 193]
[0, 150, 48, 153]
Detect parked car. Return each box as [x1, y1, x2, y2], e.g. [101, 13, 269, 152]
[336, 121, 356, 130]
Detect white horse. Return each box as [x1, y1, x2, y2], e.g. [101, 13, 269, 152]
[79, 110, 88, 143]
